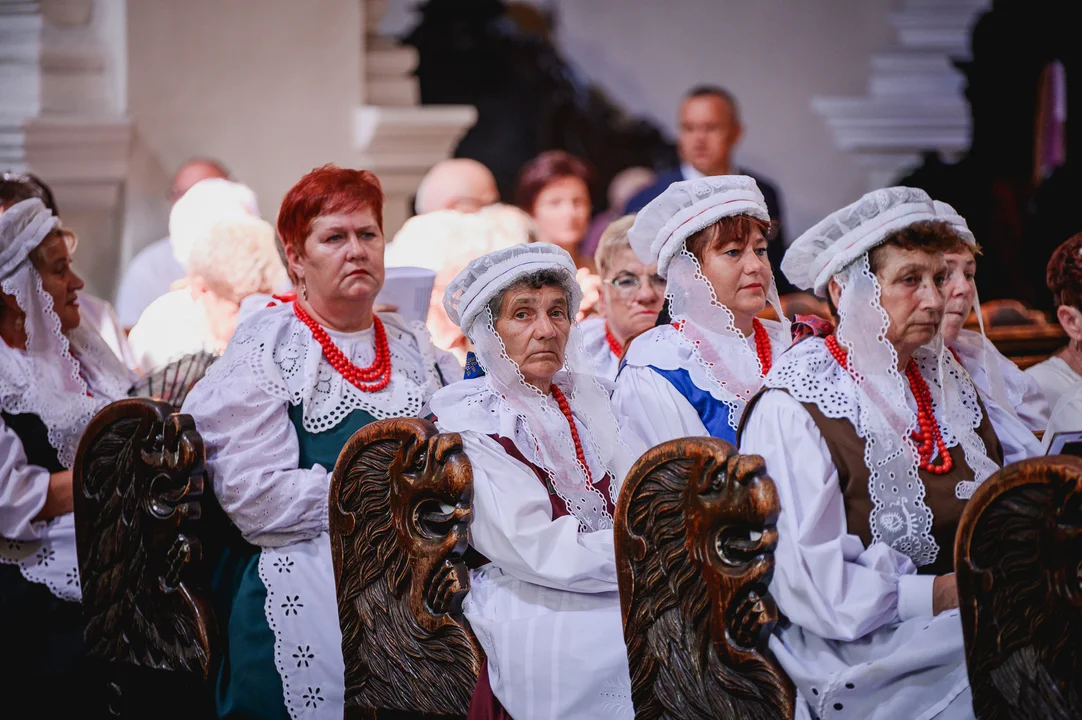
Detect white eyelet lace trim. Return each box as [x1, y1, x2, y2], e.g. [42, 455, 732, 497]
[0, 514, 82, 602]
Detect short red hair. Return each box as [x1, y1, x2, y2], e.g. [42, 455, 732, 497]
[514, 150, 593, 214]
[277, 164, 384, 257]
[1048, 232, 1082, 310]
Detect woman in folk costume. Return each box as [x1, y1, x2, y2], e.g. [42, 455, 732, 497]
[935, 200, 1049, 441]
[181, 165, 459, 719]
[611, 175, 791, 446]
[739, 187, 1013, 720]
[430, 243, 638, 720]
[0, 199, 132, 710]
[577, 214, 666, 380]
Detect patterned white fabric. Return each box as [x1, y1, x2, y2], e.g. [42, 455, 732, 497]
[577, 316, 620, 381]
[782, 187, 938, 295]
[741, 390, 975, 720]
[437, 243, 634, 532]
[182, 301, 457, 719]
[627, 175, 768, 277]
[453, 431, 633, 720]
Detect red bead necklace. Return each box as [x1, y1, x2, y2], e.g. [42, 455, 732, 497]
[293, 301, 392, 393]
[824, 334, 953, 475]
[604, 323, 623, 357]
[550, 384, 595, 486]
[752, 318, 773, 376]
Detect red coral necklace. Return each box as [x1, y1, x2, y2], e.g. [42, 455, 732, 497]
[672, 317, 774, 377]
[824, 334, 952, 475]
[604, 323, 623, 357]
[293, 301, 392, 393]
[550, 384, 594, 485]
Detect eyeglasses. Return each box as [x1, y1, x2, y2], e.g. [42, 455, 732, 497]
[606, 272, 667, 294]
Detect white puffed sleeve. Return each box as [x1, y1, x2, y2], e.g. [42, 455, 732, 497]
[611, 364, 707, 449]
[740, 390, 933, 642]
[461, 431, 619, 594]
[181, 368, 330, 548]
[980, 393, 1043, 465]
[0, 416, 50, 541]
[999, 354, 1051, 432]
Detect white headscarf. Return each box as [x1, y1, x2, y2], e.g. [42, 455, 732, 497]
[431, 243, 634, 532]
[0, 200, 130, 467]
[628, 175, 791, 423]
[774, 187, 999, 568]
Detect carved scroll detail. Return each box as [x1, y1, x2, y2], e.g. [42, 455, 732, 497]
[615, 437, 794, 720]
[329, 417, 481, 716]
[955, 456, 1082, 720]
[72, 398, 219, 717]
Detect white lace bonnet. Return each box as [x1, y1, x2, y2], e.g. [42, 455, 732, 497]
[438, 242, 632, 532]
[782, 187, 939, 296]
[169, 178, 260, 271]
[0, 199, 128, 468]
[774, 187, 998, 568]
[627, 175, 769, 277]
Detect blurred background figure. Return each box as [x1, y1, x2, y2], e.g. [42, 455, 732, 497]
[1027, 232, 1082, 402]
[414, 158, 500, 215]
[579, 214, 665, 379]
[579, 166, 656, 258]
[127, 192, 284, 371]
[114, 158, 238, 327]
[625, 85, 792, 294]
[515, 150, 594, 269]
[386, 203, 533, 364]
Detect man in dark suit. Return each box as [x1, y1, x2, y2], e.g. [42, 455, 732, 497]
[626, 85, 794, 294]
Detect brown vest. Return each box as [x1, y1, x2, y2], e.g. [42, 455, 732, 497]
[742, 390, 1003, 576]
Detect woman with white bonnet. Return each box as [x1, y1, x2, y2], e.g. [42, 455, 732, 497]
[430, 242, 637, 719]
[578, 214, 666, 379]
[181, 165, 459, 719]
[0, 199, 131, 710]
[611, 175, 791, 447]
[935, 199, 1049, 440]
[739, 187, 1011, 719]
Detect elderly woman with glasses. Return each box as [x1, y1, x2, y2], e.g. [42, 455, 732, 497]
[612, 176, 791, 448]
[577, 215, 666, 378]
[0, 199, 132, 712]
[430, 243, 638, 719]
[181, 165, 459, 719]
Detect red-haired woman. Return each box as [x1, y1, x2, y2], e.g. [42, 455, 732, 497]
[1026, 232, 1082, 402]
[516, 150, 594, 269]
[182, 165, 460, 719]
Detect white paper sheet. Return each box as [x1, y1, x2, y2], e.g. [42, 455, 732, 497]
[377, 266, 436, 324]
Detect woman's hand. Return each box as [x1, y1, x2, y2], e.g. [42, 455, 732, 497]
[34, 470, 74, 521]
[932, 573, 959, 615]
[576, 268, 602, 322]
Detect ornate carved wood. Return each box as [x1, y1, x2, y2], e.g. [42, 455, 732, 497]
[329, 417, 482, 718]
[955, 455, 1082, 720]
[614, 436, 795, 720]
[72, 397, 221, 718]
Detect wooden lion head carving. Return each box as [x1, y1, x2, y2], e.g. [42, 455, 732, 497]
[955, 455, 1082, 720]
[329, 417, 481, 716]
[615, 436, 794, 720]
[72, 398, 217, 679]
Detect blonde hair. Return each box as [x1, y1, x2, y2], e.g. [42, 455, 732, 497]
[594, 214, 636, 276]
[188, 215, 287, 304]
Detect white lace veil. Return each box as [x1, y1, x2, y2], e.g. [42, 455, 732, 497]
[0, 200, 131, 468]
[628, 176, 791, 425]
[438, 243, 634, 531]
[779, 188, 999, 567]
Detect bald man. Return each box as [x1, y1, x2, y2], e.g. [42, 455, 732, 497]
[415, 158, 499, 215]
[115, 158, 231, 327]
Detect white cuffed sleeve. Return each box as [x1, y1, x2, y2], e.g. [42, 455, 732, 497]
[181, 369, 330, 548]
[461, 431, 619, 594]
[0, 416, 50, 541]
[981, 393, 1043, 465]
[611, 364, 707, 450]
[740, 390, 929, 641]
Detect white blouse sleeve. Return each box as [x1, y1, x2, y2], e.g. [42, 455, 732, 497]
[1010, 360, 1052, 432]
[462, 431, 619, 594]
[0, 416, 51, 541]
[980, 394, 1043, 465]
[181, 369, 330, 548]
[611, 365, 708, 450]
[739, 390, 934, 642]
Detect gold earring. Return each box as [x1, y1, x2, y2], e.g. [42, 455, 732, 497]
[301, 279, 308, 301]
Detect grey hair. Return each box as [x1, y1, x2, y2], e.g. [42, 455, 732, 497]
[487, 269, 572, 319]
